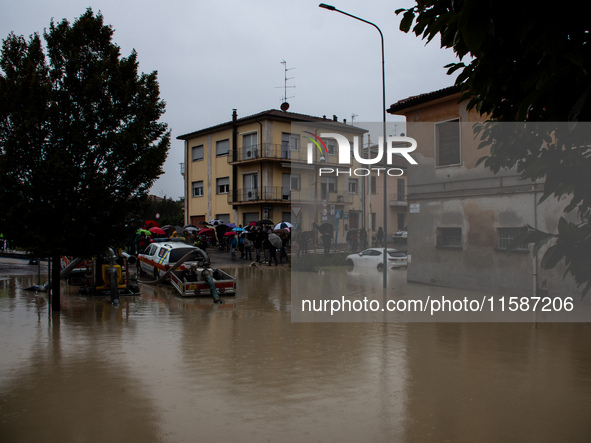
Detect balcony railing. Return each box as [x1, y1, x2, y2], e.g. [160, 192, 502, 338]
[388, 194, 407, 207]
[229, 144, 309, 163]
[228, 187, 353, 204]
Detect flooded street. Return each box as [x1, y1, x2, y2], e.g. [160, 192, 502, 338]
[1, 261, 591, 442]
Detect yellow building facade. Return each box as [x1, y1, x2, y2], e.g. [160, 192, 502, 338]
[177, 109, 370, 244]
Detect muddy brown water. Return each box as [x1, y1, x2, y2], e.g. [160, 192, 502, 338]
[1, 262, 590, 442]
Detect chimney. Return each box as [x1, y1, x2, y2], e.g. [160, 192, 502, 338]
[333, 115, 337, 121]
[232, 109, 237, 122]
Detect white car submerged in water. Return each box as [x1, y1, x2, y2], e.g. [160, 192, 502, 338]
[346, 248, 408, 271]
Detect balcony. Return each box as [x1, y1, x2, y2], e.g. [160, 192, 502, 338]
[227, 187, 353, 205]
[228, 187, 289, 204]
[228, 144, 308, 164]
[388, 194, 407, 207]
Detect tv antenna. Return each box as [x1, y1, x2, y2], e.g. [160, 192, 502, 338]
[277, 60, 295, 111]
[351, 113, 358, 125]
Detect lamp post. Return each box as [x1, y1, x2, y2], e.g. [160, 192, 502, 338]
[319, 3, 388, 289]
[313, 155, 326, 254]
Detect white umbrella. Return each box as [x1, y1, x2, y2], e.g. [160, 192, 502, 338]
[209, 219, 224, 226]
[273, 222, 292, 230]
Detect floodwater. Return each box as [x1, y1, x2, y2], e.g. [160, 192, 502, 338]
[1, 263, 591, 442]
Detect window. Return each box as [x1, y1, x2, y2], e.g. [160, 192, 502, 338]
[216, 177, 229, 194]
[371, 212, 377, 231]
[169, 248, 200, 263]
[191, 145, 203, 161]
[370, 176, 377, 194]
[216, 139, 229, 157]
[437, 227, 462, 248]
[242, 133, 258, 160]
[327, 140, 337, 156]
[282, 133, 300, 153]
[215, 214, 230, 223]
[192, 180, 204, 197]
[497, 228, 529, 251]
[348, 178, 358, 194]
[290, 174, 301, 191]
[243, 212, 259, 225]
[321, 176, 337, 198]
[243, 173, 258, 201]
[397, 179, 405, 201]
[216, 214, 230, 223]
[435, 119, 460, 166]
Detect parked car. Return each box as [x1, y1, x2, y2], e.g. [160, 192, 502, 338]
[392, 227, 407, 242]
[346, 248, 408, 271]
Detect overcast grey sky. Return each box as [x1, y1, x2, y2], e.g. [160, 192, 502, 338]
[1, 0, 457, 199]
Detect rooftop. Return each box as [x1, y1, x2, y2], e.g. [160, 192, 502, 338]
[387, 85, 461, 115]
[177, 109, 367, 140]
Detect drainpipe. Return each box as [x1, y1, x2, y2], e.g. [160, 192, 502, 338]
[255, 116, 264, 219]
[185, 140, 189, 225]
[232, 109, 238, 219]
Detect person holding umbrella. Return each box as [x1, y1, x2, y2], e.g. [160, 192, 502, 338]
[279, 232, 290, 263]
[267, 232, 281, 266]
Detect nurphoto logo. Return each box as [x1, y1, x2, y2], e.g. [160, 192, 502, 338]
[304, 132, 418, 176]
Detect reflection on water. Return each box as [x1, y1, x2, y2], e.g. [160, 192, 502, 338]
[1, 268, 591, 442]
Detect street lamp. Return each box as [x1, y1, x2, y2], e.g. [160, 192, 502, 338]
[319, 3, 389, 289]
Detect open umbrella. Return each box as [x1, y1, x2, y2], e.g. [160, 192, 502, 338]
[199, 228, 215, 237]
[258, 220, 273, 225]
[145, 220, 159, 228]
[183, 226, 199, 233]
[268, 233, 282, 248]
[232, 227, 245, 232]
[149, 227, 166, 236]
[161, 225, 176, 235]
[224, 231, 236, 237]
[274, 222, 292, 230]
[136, 228, 151, 236]
[209, 219, 224, 226]
[318, 223, 334, 234]
[226, 223, 237, 229]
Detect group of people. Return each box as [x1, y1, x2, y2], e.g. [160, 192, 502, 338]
[130, 221, 385, 262]
[131, 227, 214, 255]
[227, 226, 290, 266]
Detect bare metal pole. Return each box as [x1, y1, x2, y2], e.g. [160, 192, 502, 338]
[319, 4, 388, 289]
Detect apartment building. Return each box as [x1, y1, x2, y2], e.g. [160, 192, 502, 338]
[177, 109, 370, 244]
